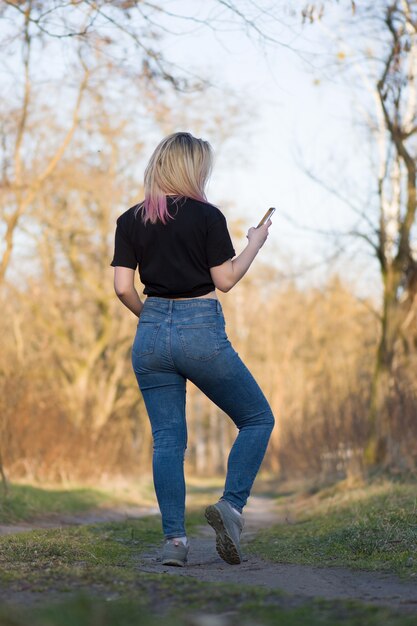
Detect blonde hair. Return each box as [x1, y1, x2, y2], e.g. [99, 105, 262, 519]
[134, 132, 214, 225]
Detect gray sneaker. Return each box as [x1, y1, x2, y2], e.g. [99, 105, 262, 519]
[161, 538, 190, 567]
[205, 499, 245, 565]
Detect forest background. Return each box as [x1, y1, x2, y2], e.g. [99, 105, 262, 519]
[0, 0, 416, 490]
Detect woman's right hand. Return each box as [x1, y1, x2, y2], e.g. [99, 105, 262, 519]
[246, 218, 272, 250]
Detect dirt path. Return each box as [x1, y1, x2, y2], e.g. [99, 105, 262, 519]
[137, 495, 417, 615]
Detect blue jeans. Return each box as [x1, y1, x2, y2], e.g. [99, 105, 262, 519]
[131, 296, 275, 540]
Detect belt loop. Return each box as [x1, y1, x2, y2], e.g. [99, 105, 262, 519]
[168, 299, 173, 314]
[216, 299, 220, 313]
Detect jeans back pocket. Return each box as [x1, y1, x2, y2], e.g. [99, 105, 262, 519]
[132, 321, 161, 357]
[176, 323, 220, 361]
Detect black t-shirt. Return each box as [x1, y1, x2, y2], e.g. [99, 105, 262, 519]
[110, 196, 236, 298]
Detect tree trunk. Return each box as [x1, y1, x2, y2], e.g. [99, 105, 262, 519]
[364, 268, 402, 467]
[0, 449, 9, 496]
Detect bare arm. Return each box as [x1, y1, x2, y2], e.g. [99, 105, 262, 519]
[210, 218, 272, 292]
[113, 266, 144, 317]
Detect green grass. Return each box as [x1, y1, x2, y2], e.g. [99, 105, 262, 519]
[0, 580, 416, 626]
[0, 475, 222, 525]
[0, 500, 415, 626]
[246, 478, 417, 579]
[0, 508, 204, 585]
[0, 483, 141, 524]
[0, 476, 416, 625]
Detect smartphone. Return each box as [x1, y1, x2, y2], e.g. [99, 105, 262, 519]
[256, 207, 276, 228]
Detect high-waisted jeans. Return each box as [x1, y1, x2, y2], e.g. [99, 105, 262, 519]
[131, 296, 275, 540]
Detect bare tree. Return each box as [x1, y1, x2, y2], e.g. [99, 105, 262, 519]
[0, 0, 298, 484]
[365, 1, 417, 466]
[295, 1, 417, 468]
[0, 0, 299, 283]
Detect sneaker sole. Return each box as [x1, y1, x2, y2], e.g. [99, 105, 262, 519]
[205, 504, 242, 565]
[161, 557, 187, 567]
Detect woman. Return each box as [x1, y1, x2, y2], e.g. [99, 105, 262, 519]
[110, 131, 275, 567]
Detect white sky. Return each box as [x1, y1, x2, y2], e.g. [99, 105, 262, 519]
[137, 2, 382, 303]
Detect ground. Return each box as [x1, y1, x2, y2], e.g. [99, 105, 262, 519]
[0, 476, 416, 625]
